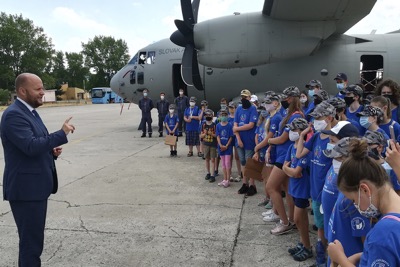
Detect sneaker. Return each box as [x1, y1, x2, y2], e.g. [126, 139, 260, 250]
[288, 242, 304, 255]
[258, 198, 270, 207]
[141, 133, 146, 138]
[263, 212, 280, 223]
[293, 246, 313, 262]
[223, 180, 230, 188]
[209, 176, 216, 183]
[214, 170, 219, 176]
[205, 173, 211, 180]
[233, 176, 241, 182]
[270, 220, 294, 235]
[148, 133, 152, 138]
[170, 151, 173, 157]
[159, 132, 163, 137]
[265, 201, 273, 209]
[261, 210, 274, 217]
[246, 185, 257, 196]
[238, 184, 249, 194]
[173, 150, 178, 157]
[229, 176, 234, 182]
[217, 181, 225, 186]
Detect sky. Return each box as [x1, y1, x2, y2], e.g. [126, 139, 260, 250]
[1, 0, 400, 59]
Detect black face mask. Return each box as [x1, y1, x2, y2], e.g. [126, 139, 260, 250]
[384, 94, 396, 104]
[344, 97, 355, 106]
[241, 98, 251, 109]
[281, 100, 289, 109]
[314, 98, 322, 106]
[205, 116, 212, 121]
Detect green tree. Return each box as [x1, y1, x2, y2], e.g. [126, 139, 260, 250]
[52, 51, 68, 86]
[65, 52, 89, 88]
[0, 12, 54, 90]
[82, 35, 129, 87]
[0, 88, 10, 105]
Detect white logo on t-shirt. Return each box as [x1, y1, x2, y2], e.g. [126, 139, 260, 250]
[351, 217, 365, 230]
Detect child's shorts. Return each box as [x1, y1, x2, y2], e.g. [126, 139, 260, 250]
[292, 197, 310, 209]
[203, 145, 217, 159]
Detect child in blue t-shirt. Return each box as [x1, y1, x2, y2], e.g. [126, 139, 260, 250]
[282, 118, 312, 262]
[216, 109, 233, 187]
[164, 104, 179, 157]
[184, 97, 201, 157]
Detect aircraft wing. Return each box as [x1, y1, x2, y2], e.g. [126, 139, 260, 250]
[262, 0, 377, 34]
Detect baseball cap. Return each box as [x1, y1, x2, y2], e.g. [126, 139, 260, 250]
[322, 121, 360, 139]
[190, 96, 197, 102]
[169, 104, 176, 109]
[309, 101, 336, 118]
[282, 86, 300, 98]
[363, 130, 387, 146]
[204, 109, 213, 116]
[327, 97, 346, 109]
[340, 84, 363, 97]
[314, 90, 329, 101]
[306, 79, 322, 89]
[200, 100, 208, 106]
[250, 95, 258, 103]
[286, 118, 308, 131]
[228, 101, 237, 108]
[323, 137, 354, 158]
[334, 73, 348, 81]
[357, 105, 384, 121]
[264, 91, 276, 98]
[241, 89, 251, 97]
[219, 108, 229, 115]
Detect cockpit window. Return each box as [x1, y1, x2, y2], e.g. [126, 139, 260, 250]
[128, 53, 138, 65]
[147, 51, 156, 64]
[130, 70, 136, 84]
[138, 52, 147, 65]
[138, 72, 144, 84]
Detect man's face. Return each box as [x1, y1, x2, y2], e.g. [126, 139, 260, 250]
[20, 75, 44, 108]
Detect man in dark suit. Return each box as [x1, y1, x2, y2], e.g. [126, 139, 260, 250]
[0, 73, 75, 266]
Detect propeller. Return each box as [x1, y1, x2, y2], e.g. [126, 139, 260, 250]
[170, 0, 204, 91]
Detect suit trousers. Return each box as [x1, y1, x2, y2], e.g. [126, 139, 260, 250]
[10, 200, 48, 267]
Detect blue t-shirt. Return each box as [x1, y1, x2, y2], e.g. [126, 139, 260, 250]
[164, 114, 179, 135]
[234, 105, 258, 150]
[216, 123, 234, 156]
[335, 92, 345, 99]
[275, 113, 303, 164]
[184, 106, 200, 132]
[347, 118, 364, 136]
[346, 105, 364, 123]
[305, 132, 332, 202]
[321, 166, 339, 239]
[285, 144, 310, 199]
[359, 213, 400, 267]
[267, 112, 282, 163]
[255, 122, 267, 161]
[304, 102, 315, 121]
[327, 192, 371, 266]
[392, 106, 399, 123]
[379, 119, 400, 140]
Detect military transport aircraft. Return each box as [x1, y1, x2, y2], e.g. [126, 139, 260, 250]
[110, 0, 400, 110]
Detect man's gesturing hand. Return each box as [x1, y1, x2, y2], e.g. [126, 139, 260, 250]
[62, 117, 75, 135]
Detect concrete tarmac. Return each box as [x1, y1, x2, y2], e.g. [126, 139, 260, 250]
[0, 104, 316, 267]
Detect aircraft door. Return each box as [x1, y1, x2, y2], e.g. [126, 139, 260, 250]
[172, 64, 187, 97]
[360, 55, 383, 93]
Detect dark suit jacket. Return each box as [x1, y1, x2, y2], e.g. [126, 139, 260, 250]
[1, 100, 68, 201]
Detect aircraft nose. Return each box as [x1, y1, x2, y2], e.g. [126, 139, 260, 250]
[110, 72, 119, 93]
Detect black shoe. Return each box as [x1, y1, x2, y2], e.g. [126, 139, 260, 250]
[281, 191, 286, 198]
[205, 173, 211, 180]
[214, 170, 219, 176]
[209, 176, 216, 183]
[170, 151, 173, 157]
[238, 184, 249, 194]
[159, 132, 163, 137]
[148, 133, 152, 138]
[173, 150, 177, 157]
[246, 185, 257, 196]
[141, 133, 146, 138]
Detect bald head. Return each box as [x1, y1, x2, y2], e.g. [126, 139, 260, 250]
[15, 73, 44, 108]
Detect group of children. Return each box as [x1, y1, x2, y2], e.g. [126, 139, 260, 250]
[162, 78, 400, 266]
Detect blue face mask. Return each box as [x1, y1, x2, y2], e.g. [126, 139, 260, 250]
[326, 142, 335, 151]
[220, 116, 228, 122]
[336, 83, 345, 90]
[260, 110, 269, 118]
[308, 90, 314, 98]
[360, 116, 371, 129]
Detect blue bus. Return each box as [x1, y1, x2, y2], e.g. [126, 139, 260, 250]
[91, 87, 123, 104]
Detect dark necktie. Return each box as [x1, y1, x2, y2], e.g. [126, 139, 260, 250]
[32, 109, 46, 129]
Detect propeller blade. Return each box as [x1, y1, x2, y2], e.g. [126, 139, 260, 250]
[192, 53, 204, 91]
[181, 0, 195, 26]
[174, 19, 193, 38]
[192, 0, 200, 24]
[170, 30, 187, 47]
[181, 45, 194, 86]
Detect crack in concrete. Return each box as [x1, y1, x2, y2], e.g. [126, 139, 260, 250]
[57, 157, 72, 164]
[45, 227, 120, 235]
[168, 226, 184, 238]
[79, 216, 91, 237]
[0, 210, 11, 218]
[45, 241, 63, 263]
[49, 199, 76, 208]
[229, 195, 245, 267]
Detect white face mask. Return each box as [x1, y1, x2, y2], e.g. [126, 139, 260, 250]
[354, 187, 381, 218]
[289, 130, 300, 141]
[190, 102, 195, 107]
[332, 159, 342, 174]
[169, 109, 174, 114]
[264, 103, 275, 112]
[313, 119, 328, 132]
[179, 91, 184, 95]
[161, 95, 165, 100]
[143, 92, 148, 97]
[300, 97, 307, 104]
